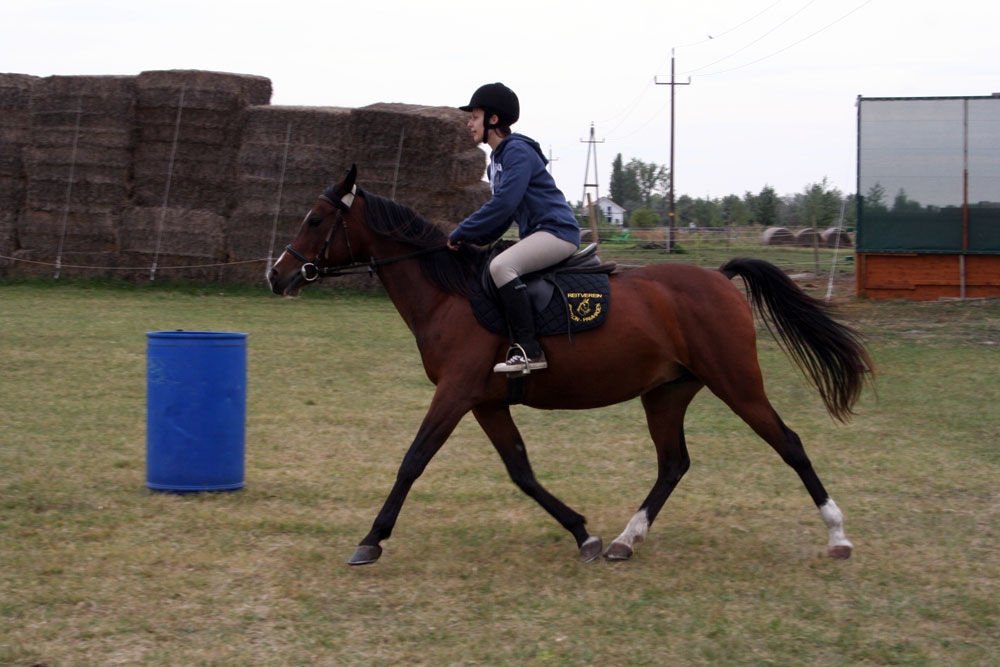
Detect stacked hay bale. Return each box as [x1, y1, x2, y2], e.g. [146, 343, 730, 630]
[348, 103, 488, 223]
[225, 102, 488, 285]
[225, 105, 353, 283]
[761, 227, 794, 246]
[821, 227, 853, 248]
[0, 70, 491, 284]
[0, 74, 37, 275]
[19, 75, 135, 277]
[128, 70, 271, 280]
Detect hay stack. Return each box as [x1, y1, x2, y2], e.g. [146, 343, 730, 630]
[17, 75, 136, 273]
[794, 228, 820, 247]
[225, 105, 354, 282]
[821, 227, 853, 248]
[761, 227, 794, 246]
[348, 103, 488, 223]
[224, 103, 488, 283]
[0, 73, 37, 273]
[133, 70, 271, 212]
[120, 206, 227, 282]
[0, 70, 493, 283]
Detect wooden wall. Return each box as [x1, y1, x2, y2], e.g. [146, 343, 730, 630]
[855, 253, 1000, 300]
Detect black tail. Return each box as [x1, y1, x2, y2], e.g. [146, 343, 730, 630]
[720, 258, 873, 422]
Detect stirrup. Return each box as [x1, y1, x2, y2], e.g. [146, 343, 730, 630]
[493, 345, 547, 375]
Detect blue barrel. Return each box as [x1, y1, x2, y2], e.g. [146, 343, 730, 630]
[146, 331, 248, 492]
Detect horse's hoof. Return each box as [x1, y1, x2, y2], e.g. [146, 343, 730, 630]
[348, 544, 383, 565]
[578, 536, 603, 562]
[603, 541, 634, 561]
[827, 544, 852, 560]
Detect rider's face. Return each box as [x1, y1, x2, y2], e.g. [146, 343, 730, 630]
[467, 108, 485, 142]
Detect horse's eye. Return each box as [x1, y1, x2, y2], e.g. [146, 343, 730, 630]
[306, 216, 324, 227]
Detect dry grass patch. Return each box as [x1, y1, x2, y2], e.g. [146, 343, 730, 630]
[1, 280, 997, 665]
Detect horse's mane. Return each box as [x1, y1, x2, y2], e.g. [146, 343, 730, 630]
[359, 188, 485, 296]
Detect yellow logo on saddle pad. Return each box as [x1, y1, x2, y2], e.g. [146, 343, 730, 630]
[567, 292, 604, 323]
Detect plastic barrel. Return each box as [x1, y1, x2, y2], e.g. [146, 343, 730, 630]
[146, 331, 248, 492]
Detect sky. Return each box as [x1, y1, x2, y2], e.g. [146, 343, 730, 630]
[3, 0, 998, 204]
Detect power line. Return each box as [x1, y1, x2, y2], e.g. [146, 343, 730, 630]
[693, 0, 874, 77]
[682, 0, 820, 76]
[669, 0, 783, 57]
[599, 1, 797, 141]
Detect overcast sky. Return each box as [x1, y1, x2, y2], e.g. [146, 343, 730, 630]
[3, 0, 998, 204]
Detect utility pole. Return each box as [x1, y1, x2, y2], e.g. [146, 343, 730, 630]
[547, 145, 558, 175]
[656, 49, 690, 253]
[580, 123, 604, 245]
[580, 122, 604, 208]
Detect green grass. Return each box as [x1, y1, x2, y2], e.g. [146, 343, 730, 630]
[1, 278, 998, 665]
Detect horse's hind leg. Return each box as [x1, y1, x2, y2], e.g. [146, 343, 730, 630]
[765, 411, 853, 559]
[472, 403, 603, 562]
[704, 363, 853, 559]
[606, 378, 702, 561]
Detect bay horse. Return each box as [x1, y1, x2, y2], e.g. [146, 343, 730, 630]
[267, 165, 873, 566]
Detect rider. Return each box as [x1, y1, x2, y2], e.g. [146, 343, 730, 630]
[446, 82, 581, 374]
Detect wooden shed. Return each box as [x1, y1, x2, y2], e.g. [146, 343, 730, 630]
[855, 95, 1000, 300]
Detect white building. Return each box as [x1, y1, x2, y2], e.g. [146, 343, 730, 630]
[592, 196, 626, 226]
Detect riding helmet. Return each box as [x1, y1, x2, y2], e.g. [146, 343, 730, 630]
[459, 82, 520, 126]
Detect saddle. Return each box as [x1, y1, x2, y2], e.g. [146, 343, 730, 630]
[470, 243, 617, 340]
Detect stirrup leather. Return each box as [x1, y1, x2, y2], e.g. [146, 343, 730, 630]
[493, 344, 548, 375]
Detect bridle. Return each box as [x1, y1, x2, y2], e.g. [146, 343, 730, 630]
[284, 184, 446, 283]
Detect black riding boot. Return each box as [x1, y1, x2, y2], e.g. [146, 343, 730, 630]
[494, 278, 547, 374]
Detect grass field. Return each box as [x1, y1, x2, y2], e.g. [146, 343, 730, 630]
[1, 266, 998, 665]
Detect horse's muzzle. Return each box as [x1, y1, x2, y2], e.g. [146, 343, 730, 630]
[266, 267, 301, 297]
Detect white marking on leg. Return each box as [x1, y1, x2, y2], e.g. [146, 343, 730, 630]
[612, 509, 650, 550]
[820, 498, 853, 549]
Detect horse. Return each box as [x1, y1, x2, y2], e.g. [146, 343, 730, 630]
[267, 165, 873, 566]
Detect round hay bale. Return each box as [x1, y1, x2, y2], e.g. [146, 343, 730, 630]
[794, 228, 820, 247]
[822, 227, 853, 248]
[761, 227, 793, 246]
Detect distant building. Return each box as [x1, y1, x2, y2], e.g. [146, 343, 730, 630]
[592, 196, 626, 226]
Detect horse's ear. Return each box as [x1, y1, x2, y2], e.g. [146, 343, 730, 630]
[346, 164, 357, 189]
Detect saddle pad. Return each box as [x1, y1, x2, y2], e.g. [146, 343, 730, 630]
[471, 272, 611, 338]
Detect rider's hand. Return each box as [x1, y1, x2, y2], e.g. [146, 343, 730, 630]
[446, 238, 462, 251]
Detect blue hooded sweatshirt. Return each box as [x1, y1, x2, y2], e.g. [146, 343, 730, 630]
[449, 134, 581, 247]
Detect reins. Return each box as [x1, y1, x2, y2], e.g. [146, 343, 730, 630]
[286, 209, 448, 283]
[308, 243, 449, 280]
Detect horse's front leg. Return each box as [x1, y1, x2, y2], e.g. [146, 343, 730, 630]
[348, 389, 469, 565]
[472, 402, 603, 562]
[605, 379, 701, 561]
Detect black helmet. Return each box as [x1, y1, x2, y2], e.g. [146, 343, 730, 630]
[459, 82, 520, 126]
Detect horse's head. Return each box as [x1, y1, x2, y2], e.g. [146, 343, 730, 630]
[267, 164, 365, 296]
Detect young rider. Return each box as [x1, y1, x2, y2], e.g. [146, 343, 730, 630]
[446, 83, 581, 374]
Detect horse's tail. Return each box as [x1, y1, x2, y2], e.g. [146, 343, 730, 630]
[719, 258, 874, 422]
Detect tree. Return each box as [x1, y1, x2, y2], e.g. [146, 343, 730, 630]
[627, 158, 669, 208]
[892, 188, 922, 213]
[629, 208, 660, 228]
[675, 194, 695, 227]
[800, 178, 843, 228]
[607, 155, 860, 230]
[754, 185, 780, 227]
[842, 193, 858, 227]
[609, 153, 640, 212]
[864, 182, 888, 214]
[609, 154, 626, 206]
[720, 194, 751, 226]
[690, 197, 720, 227]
